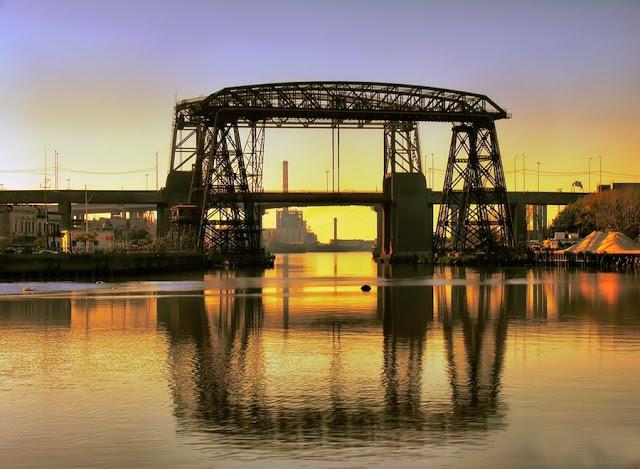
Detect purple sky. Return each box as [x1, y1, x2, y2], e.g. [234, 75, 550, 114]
[1, 0, 639, 240]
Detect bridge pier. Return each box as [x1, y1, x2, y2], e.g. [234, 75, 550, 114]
[57, 202, 72, 230]
[378, 173, 432, 263]
[510, 203, 527, 245]
[156, 204, 170, 238]
[531, 205, 547, 240]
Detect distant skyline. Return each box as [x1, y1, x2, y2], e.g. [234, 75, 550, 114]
[1, 0, 638, 241]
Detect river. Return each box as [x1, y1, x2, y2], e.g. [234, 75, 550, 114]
[1, 252, 638, 467]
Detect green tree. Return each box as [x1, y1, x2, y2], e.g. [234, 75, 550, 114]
[549, 189, 640, 240]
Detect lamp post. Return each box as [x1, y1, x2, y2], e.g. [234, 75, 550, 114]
[588, 157, 592, 192]
[522, 153, 526, 192]
[537, 162, 540, 191]
[513, 155, 518, 191]
[598, 155, 602, 189]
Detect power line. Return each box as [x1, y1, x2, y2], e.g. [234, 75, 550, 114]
[0, 166, 155, 175]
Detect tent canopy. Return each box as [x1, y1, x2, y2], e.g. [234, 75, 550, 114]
[563, 231, 640, 254]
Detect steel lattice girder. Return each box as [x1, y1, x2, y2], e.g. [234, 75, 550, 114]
[169, 82, 512, 256]
[174, 81, 508, 129]
[435, 122, 513, 253]
[383, 123, 422, 174]
[196, 122, 262, 255]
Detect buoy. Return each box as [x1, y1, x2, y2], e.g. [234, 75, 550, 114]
[360, 284, 371, 292]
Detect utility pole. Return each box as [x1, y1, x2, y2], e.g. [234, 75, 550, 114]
[588, 156, 592, 192]
[431, 152, 435, 189]
[42, 145, 49, 249]
[513, 155, 518, 191]
[155, 151, 159, 190]
[522, 153, 526, 192]
[598, 155, 602, 189]
[66, 178, 70, 190]
[537, 162, 540, 191]
[331, 126, 335, 192]
[54, 151, 59, 190]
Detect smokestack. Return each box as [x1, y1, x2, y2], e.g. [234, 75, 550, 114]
[333, 217, 337, 242]
[282, 161, 289, 193]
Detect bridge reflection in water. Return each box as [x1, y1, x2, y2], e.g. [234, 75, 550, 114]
[156, 267, 518, 446]
[3, 259, 640, 465]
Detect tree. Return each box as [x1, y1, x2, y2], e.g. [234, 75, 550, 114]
[127, 227, 152, 249]
[549, 189, 640, 240]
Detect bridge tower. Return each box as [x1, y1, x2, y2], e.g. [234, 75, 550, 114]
[166, 82, 511, 259]
[435, 121, 514, 253]
[168, 113, 265, 256]
[379, 123, 433, 262]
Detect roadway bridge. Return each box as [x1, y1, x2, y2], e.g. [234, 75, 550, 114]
[0, 187, 586, 248]
[0, 188, 586, 207]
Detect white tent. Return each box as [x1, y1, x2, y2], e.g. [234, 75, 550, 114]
[563, 231, 640, 254]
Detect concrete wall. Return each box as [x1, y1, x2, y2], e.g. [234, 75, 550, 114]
[379, 173, 432, 262]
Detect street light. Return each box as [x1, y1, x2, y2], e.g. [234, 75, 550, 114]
[537, 162, 540, 191]
[588, 157, 592, 192]
[598, 155, 602, 189]
[522, 153, 526, 192]
[513, 155, 518, 191]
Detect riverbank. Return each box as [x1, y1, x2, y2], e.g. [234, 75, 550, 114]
[0, 252, 208, 280]
[534, 250, 640, 271]
[0, 251, 276, 280]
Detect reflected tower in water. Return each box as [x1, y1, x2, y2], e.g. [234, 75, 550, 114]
[157, 264, 509, 446]
[437, 268, 508, 430]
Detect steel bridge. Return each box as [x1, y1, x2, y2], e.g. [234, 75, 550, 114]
[167, 81, 516, 260]
[0, 82, 589, 259]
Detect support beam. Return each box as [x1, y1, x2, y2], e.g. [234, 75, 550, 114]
[57, 202, 72, 230]
[156, 204, 169, 238]
[510, 203, 527, 244]
[379, 173, 432, 262]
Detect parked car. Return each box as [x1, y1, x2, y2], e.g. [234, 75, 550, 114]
[36, 249, 58, 255]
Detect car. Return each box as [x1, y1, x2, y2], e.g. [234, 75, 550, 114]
[36, 249, 58, 255]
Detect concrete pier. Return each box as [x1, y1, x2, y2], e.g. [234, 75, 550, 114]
[378, 173, 432, 263]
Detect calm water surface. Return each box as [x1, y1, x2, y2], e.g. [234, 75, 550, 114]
[1, 253, 639, 468]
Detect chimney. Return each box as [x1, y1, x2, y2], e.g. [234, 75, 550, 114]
[333, 217, 338, 242]
[282, 161, 289, 193]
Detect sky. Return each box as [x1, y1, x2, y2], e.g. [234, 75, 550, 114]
[1, 0, 639, 241]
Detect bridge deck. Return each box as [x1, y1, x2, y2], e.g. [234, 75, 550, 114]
[0, 189, 586, 208]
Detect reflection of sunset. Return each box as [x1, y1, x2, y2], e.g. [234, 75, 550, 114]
[1, 257, 640, 466]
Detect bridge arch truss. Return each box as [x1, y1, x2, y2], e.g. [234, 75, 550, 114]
[168, 82, 513, 256]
